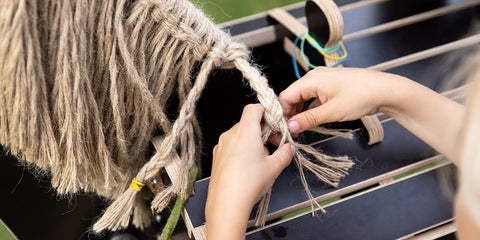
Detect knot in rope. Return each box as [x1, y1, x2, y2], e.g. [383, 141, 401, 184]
[210, 41, 247, 68]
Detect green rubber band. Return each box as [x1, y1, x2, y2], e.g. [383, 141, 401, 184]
[305, 32, 340, 53]
[300, 36, 319, 69]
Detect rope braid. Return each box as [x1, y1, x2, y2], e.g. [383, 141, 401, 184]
[0, 0, 354, 233]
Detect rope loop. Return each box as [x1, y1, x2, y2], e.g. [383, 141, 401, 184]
[210, 41, 248, 68]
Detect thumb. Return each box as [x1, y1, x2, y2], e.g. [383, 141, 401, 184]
[288, 102, 336, 134]
[267, 143, 295, 178]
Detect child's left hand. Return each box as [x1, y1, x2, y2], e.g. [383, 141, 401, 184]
[205, 104, 295, 240]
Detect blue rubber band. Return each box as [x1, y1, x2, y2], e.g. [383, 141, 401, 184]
[291, 31, 351, 79]
[292, 33, 304, 79]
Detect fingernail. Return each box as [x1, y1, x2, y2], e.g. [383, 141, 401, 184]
[288, 121, 300, 133]
[290, 144, 296, 154]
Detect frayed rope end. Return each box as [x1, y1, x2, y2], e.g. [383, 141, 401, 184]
[93, 188, 138, 233]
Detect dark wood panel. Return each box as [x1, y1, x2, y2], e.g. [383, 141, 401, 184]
[184, 118, 439, 228]
[246, 166, 455, 240]
[188, 0, 478, 228]
[342, 0, 467, 35]
[1, 0, 473, 239]
[229, 0, 472, 46]
[225, 0, 363, 36]
[340, 8, 477, 68]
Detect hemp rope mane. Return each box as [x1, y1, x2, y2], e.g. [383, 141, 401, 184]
[0, 0, 353, 233]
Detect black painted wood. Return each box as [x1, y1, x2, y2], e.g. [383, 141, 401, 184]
[305, 0, 331, 45]
[2, 0, 474, 239]
[340, 8, 478, 68]
[246, 166, 455, 240]
[341, 0, 463, 36]
[197, 0, 479, 176]
[187, 0, 478, 230]
[304, 3, 479, 73]
[229, 0, 471, 44]
[185, 118, 441, 228]
[225, 0, 362, 36]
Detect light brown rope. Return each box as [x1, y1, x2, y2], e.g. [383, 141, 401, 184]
[0, 0, 354, 233]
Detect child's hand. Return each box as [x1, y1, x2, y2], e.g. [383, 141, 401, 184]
[278, 67, 463, 163]
[279, 67, 404, 134]
[206, 104, 295, 240]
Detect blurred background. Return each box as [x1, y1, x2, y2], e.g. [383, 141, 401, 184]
[190, 0, 303, 23]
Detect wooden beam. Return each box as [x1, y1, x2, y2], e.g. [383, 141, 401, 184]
[246, 163, 454, 239]
[268, 8, 308, 36]
[343, 0, 480, 42]
[369, 33, 480, 71]
[232, 0, 480, 47]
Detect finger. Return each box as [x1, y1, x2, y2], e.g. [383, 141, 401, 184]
[213, 144, 218, 155]
[267, 132, 282, 146]
[308, 98, 322, 110]
[239, 104, 265, 128]
[288, 101, 338, 133]
[267, 143, 295, 178]
[279, 71, 327, 118]
[218, 123, 238, 143]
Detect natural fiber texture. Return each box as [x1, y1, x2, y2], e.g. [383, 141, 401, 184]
[0, 0, 353, 233]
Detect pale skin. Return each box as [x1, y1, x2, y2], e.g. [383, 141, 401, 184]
[206, 67, 476, 239]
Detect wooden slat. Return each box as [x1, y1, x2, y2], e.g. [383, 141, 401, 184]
[398, 219, 456, 240]
[266, 1, 480, 78]
[268, 8, 307, 36]
[220, 0, 387, 30]
[188, 159, 451, 240]
[186, 73, 467, 230]
[343, 0, 480, 41]
[230, 0, 389, 47]
[260, 155, 446, 223]
[369, 33, 480, 71]
[246, 164, 454, 240]
[186, 83, 467, 230]
[182, 207, 194, 238]
[183, 1, 476, 239]
[192, 225, 207, 240]
[338, 0, 389, 12]
[184, 118, 441, 228]
[225, 0, 386, 46]
[231, 0, 475, 47]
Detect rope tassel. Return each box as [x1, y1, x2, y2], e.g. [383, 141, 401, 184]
[93, 188, 138, 232]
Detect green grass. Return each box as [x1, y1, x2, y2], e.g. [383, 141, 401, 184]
[189, 0, 303, 23]
[0, 219, 17, 240]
